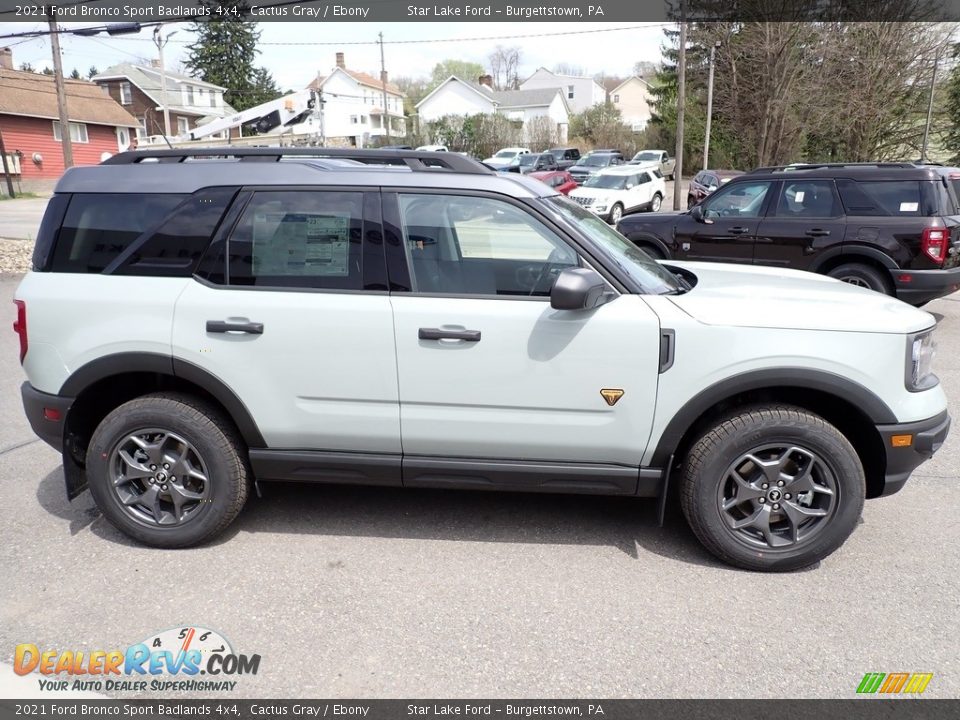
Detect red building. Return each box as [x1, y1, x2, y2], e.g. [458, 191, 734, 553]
[0, 47, 138, 194]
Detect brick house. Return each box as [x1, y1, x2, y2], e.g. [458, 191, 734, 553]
[93, 62, 237, 141]
[0, 47, 138, 193]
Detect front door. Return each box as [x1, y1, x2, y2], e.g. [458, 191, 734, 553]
[676, 179, 775, 264]
[386, 192, 662, 488]
[172, 188, 401, 457]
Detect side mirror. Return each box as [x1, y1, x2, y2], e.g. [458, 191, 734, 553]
[550, 268, 611, 311]
[690, 204, 712, 224]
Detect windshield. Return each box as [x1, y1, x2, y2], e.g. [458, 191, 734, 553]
[495, 150, 517, 159]
[584, 174, 627, 189]
[542, 196, 682, 294]
[578, 155, 609, 167]
[633, 152, 660, 162]
[518, 155, 538, 166]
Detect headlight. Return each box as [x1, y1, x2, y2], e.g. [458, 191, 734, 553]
[906, 328, 938, 391]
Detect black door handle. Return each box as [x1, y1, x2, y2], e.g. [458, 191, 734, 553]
[206, 320, 264, 335]
[728, 227, 751, 235]
[419, 328, 481, 342]
[805, 228, 831, 237]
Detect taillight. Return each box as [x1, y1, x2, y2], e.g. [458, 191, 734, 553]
[12, 299, 26, 363]
[921, 227, 948, 265]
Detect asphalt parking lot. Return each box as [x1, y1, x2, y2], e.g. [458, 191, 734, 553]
[1, 270, 958, 700]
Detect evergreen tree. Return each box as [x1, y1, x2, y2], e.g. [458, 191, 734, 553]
[87, 66, 99, 79]
[69, 68, 81, 80]
[185, 0, 280, 111]
[944, 44, 960, 164]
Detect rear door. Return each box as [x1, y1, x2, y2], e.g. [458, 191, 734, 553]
[756, 179, 845, 270]
[172, 187, 402, 463]
[676, 179, 775, 264]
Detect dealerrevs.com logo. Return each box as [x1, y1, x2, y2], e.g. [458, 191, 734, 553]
[14, 626, 260, 692]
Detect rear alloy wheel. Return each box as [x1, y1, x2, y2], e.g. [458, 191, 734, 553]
[650, 193, 663, 213]
[86, 393, 250, 548]
[826, 263, 892, 295]
[609, 203, 624, 224]
[680, 405, 865, 571]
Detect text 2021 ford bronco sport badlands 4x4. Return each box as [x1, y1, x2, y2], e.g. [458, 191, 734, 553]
[14, 148, 951, 571]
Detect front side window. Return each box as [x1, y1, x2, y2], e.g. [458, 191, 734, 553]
[637, 172, 651, 185]
[398, 194, 579, 297]
[584, 174, 627, 190]
[774, 180, 841, 218]
[703, 180, 772, 219]
[226, 191, 364, 290]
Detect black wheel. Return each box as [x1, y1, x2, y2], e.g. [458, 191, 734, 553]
[86, 393, 250, 548]
[680, 405, 865, 572]
[609, 203, 624, 224]
[687, 196, 696, 210]
[649, 193, 663, 213]
[640, 244, 665, 260]
[826, 263, 892, 295]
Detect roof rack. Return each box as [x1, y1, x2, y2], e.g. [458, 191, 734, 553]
[101, 147, 492, 175]
[747, 162, 919, 173]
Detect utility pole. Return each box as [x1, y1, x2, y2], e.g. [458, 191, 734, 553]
[378, 32, 391, 142]
[153, 25, 174, 138]
[703, 41, 720, 171]
[315, 70, 326, 146]
[672, 5, 687, 210]
[0, 129, 16, 198]
[922, 45, 943, 163]
[47, 6, 74, 169]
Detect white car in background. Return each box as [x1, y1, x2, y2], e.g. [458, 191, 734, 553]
[483, 147, 532, 169]
[569, 165, 666, 223]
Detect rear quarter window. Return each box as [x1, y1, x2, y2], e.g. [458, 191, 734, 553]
[836, 180, 939, 217]
[51, 193, 186, 273]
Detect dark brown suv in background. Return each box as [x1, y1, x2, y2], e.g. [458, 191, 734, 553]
[618, 162, 960, 305]
[687, 169, 744, 209]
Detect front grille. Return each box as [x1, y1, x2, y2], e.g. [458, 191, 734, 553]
[572, 196, 591, 206]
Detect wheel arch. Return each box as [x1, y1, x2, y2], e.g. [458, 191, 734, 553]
[809, 245, 897, 275]
[651, 369, 895, 499]
[621, 231, 671, 259]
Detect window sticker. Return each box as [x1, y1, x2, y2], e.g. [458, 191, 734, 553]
[900, 202, 919, 212]
[252, 212, 350, 276]
[794, 191, 805, 202]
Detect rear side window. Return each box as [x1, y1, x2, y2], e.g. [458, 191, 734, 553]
[836, 180, 938, 217]
[51, 194, 185, 273]
[226, 190, 364, 289]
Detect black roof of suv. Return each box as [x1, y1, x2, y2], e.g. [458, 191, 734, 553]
[616, 161, 960, 305]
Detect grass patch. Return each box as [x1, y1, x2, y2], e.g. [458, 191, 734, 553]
[0, 191, 43, 201]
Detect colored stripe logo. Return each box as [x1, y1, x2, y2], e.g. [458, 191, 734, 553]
[857, 672, 933, 694]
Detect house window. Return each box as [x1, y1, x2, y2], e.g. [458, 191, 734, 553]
[100, 86, 110, 97]
[210, 92, 216, 108]
[137, 116, 147, 138]
[567, 85, 574, 99]
[177, 117, 190, 134]
[350, 115, 358, 124]
[186, 85, 195, 105]
[120, 82, 132, 105]
[613, 94, 620, 103]
[52, 121, 88, 143]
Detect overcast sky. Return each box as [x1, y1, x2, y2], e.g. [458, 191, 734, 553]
[0, 21, 668, 89]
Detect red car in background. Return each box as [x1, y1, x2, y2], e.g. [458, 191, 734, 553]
[529, 170, 578, 195]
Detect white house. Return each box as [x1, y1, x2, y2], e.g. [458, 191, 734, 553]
[519, 68, 606, 114]
[610, 76, 655, 132]
[416, 75, 569, 144]
[304, 52, 405, 146]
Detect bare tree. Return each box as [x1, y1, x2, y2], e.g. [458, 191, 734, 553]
[525, 116, 560, 150]
[488, 46, 522, 90]
[553, 63, 587, 76]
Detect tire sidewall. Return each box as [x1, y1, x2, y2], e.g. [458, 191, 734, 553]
[827, 264, 890, 294]
[685, 412, 865, 571]
[651, 194, 662, 212]
[87, 400, 241, 547]
[610, 204, 623, 223]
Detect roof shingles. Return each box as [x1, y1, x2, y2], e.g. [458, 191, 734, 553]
[0, 69, 137, 127]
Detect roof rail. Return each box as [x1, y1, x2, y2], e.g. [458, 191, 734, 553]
[101, 147, 492, 174]
[747, 162, 920, 173]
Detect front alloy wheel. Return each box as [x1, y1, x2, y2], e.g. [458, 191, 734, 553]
[680, 404, 865, 571]
[610, 203, 624, 224]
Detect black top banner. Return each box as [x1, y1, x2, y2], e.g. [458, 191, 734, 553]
[0, 0, 959, 23]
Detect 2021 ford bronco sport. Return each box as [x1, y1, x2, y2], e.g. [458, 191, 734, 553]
[14, 148, 951, 571]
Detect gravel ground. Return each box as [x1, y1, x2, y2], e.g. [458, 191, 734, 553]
[0, 238, 33, 274]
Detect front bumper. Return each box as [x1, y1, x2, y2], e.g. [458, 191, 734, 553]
[21, 382, 73, 451]
[889, 265, 960, 305]
[876, 410, 951, 496]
